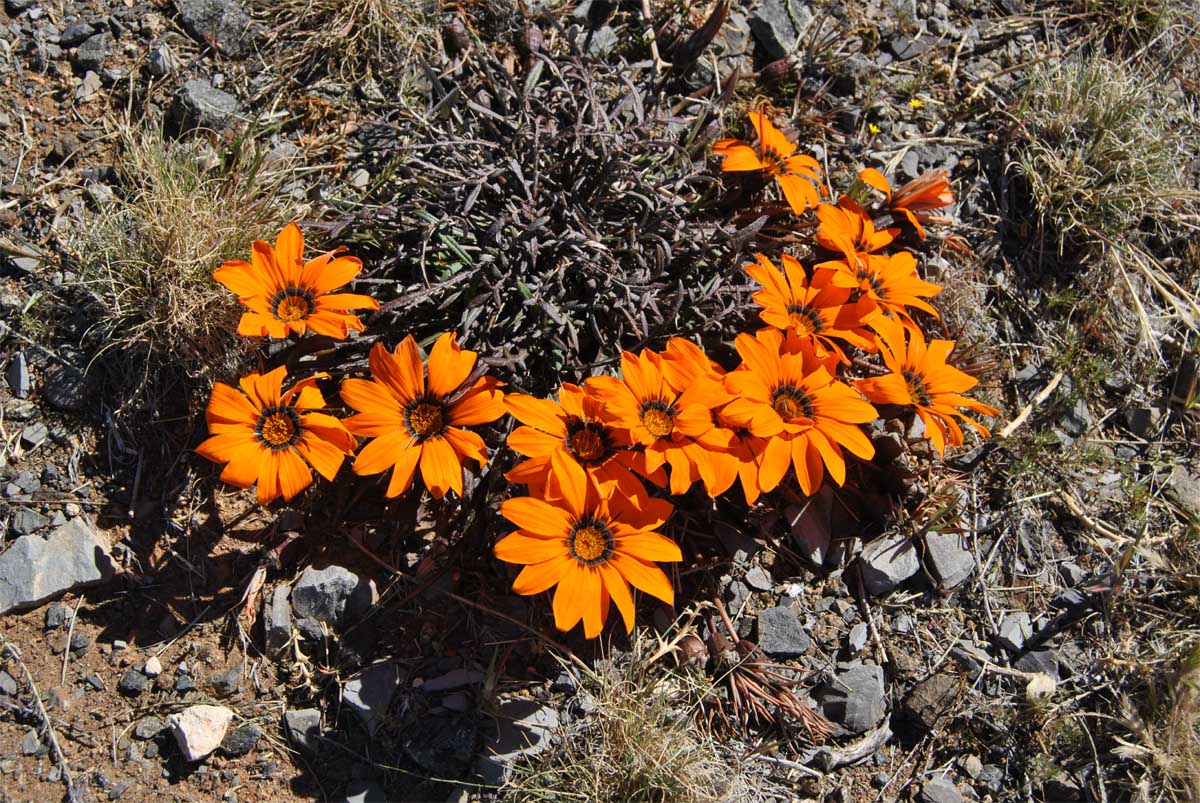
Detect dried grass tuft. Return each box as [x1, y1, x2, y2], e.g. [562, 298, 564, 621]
[66, 123, 309, 420]
[502, 640, 753, 803]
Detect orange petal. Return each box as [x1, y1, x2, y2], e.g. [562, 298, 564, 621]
[614, 532, 682, 563]
[426, 332, 475, 399]
[385, 440, 422, 497]
[274, 223, 305, 285]
[418, 436, 463, 499]
[504, 393, 568, 436]
[511, 554, 573, 595]
[609, 553, 674, 606]
[302, 253, 362, 295]
[295, 431, 346, 481]
[448, 380, 505, 426]
[713, 140, 765, 172]
[549, 450, 587, 520]
[443, 426, 488, 466]
[218, 446, 266, 489]
[371, 340, 422, 402]
[501, 496, 572, 537]
[580, 568, 604, 639]
[599, 562, 636, 633]
[552, 565, 587, 632]
[206, 382, 259, 425]
[315, 292, 380, 312]
[213, 260, 270, 299]
[494, 533, 567, 565]
[353, 431, 412, 476]
[341, 377, 402, 418]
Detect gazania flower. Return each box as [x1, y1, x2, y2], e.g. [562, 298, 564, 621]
[854, 316, 999, 456]
[494, 459, 680, 638]
[713, 110, 826, 215]
[341, 333, 504, 499]
[724, 329, 877, 496]
[859, 167, 955, 239]
[196, 366, 356, 505]
[214, 222, 379, 339]
[505, 383, 662, 501]
[815, 251, 942, 331]
[815, 196, 899, 270]
[744, 253, 879, 361]
[586, 348, 730, 496]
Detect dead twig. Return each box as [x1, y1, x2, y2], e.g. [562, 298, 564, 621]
[1, 637, 79, 802]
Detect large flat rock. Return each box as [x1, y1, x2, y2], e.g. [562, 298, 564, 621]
[0, 518, 117, 614]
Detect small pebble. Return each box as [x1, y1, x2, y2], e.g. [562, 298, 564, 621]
[143, 656, 162, 676]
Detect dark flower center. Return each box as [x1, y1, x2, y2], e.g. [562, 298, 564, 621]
[640, 400, 676, 439]
[772, 385, 814, 420]
[565, 420, 611, 465]
[903, 369, 932, 405]
[272, 287, 315, 322]
[785, 303, 825, 335]
[256, 406, 301, 449]
[405, 397, 446, 440]
[568, 517, 614, 566]
[856, 267, 886, 298]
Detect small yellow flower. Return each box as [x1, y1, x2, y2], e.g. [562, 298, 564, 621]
[867, 122, 882, 134]
[908, 98, 925, 109]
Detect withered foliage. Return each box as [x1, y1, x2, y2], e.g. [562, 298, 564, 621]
[343, 20, 748, 394]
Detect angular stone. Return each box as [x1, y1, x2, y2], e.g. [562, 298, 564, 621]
[475, 699, 559, 785]
[169, 704, 233, 762]
[60, 21, 95, 46]
[421, 668, 484, 693]
[997, 612, 1032, 652]
[343, 663, 400, 735]
[118, 668, 148, 696]
[0, 518, 116, 614]
[210, 662, 242, 697]
[921, 777, 964, 803]
[290, 565, 376, 638]
[19, 422, 48, 449]
[901, 673, 958, 735]
[177, 0, 260, 57]
[170, 79, 241, 132]
[11, 508, 51, 536]
[5, 352, 30, 398]
[1165, 463, 1200, 518]
[134, 716, 167, 739]
[74, 32, 107, 73]
[815, 664, 886, 734]
[0, 670, 17, 696]
[44, 602, 69, 629]
[342, 780, 387, 803]
[749, 0, 813, 61]
[858, 534, 920, 595]
[262, 584, 291, 653]
[757, 607, 810, 658]
[283, 708, 321, 754]
[220, 724, 261, 757]
[924, 532, 974, 589]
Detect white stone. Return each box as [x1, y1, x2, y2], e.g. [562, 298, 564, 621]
[169, 705, 234, 762]
[143, 656, 162, 676]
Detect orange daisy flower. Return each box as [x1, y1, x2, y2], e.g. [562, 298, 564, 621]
[854, 316, 999, 456]
[340, 333, 505, 499]
[816, 251, 942, 331]
[586, 348, 730, 496]
[859, 167, 955, 239]
[815, 196, 899, 270]
[505, 382, 662, 501]
[195, 366, 356, 505]
[744, 253, 879, 361]
[214, 222, 380, 339]
[713, 109, 826, 215]
[724, 329, 877, 496]
[494, 457, 680, 638]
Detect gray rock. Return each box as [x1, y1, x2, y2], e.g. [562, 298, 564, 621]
[749, 0, 813, 61]
[848, 622, 869, 655]
[169, 704, 233, 762]
[5, 352, 30, 398]
[343, 663, 399, 735]
[584, 25, 618, 56]
[421, 668, 484, 693]
[170, 79, 241, 132]
[815, 664, 886, 734]
[744, 565, 773, 591]
[19, 422, 48, 449]
[1058, 397, 1091, 437]
[901, 672, 958, 735]
[0, 670, 17, 696]
[11, 508, 51, 536]
[60, 21, 95, 46]
[284, 708, 322, 754]
[997, 612, 1032, 652]
[177, 0, 260, 57]
[476, 699, 559, 784]
[0, 517, 117, 614]
[20, 727, 43, 755]
[922, 777, 964, 803]
[341, 780, 387, 803]
[6, 0, 37, 13]
[263, 584, 292, 653]
[1122, 406, 1162, 438]
[550, 670, 578, 694]
[118, 668, 148, 696]
[924, 532, 974, 589]
[1015, 650, 1059, 680]
[147, 43, 181, 77]
[209, 662, 242, 697]
[74, 32, 106, 73]
[858, 534, 920, 595]
[757, 607, 810, 658]
[134, 716, 167, 739]
[290, 565, 376, 638]
[76, 70, 102, 100]
[1165, 463, 1200, 517]
[220, 724, 261, 757]
[888, 33, 931, 60]
[42, 361, 94, 412]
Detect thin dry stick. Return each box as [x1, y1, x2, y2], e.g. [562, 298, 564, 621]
[60, 593, 86, 685]
[996, 369, 1064, 439]
[1, 638, 77, 801]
